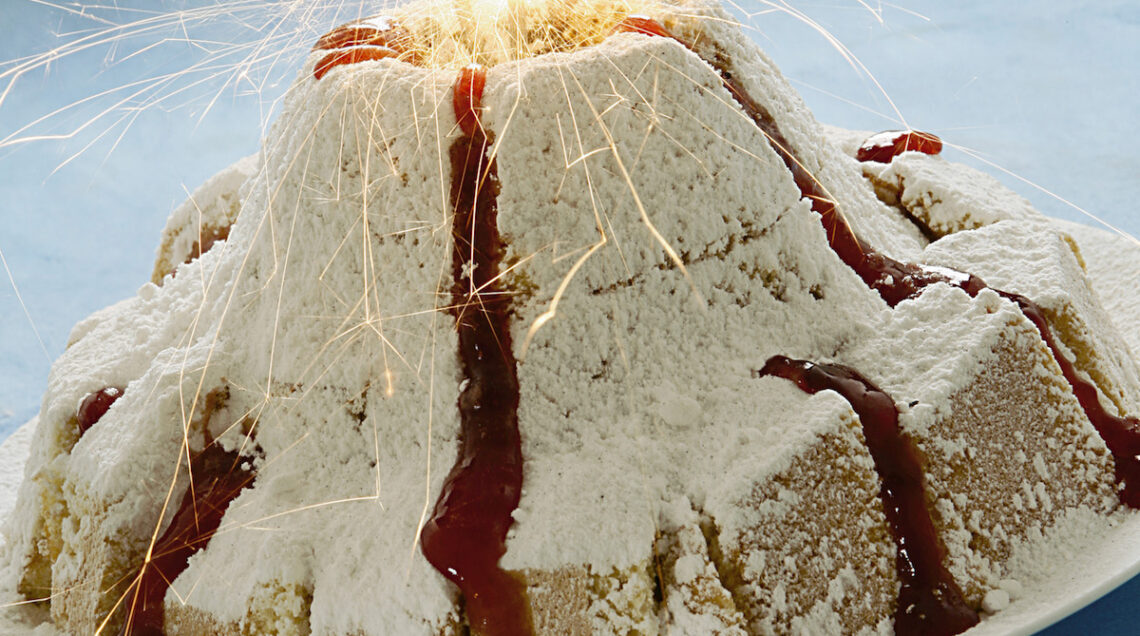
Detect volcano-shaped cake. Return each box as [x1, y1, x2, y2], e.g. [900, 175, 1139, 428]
[4, 0, 1140, 634]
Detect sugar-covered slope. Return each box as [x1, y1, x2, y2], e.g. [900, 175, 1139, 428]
[1, 2, 1137, 633]
[3, 217, 1139, 635]
[2, 2, 1137, 442]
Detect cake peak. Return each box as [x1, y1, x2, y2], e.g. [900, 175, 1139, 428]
[5, 2, 1140, 634]
[312, 0, 674, 71]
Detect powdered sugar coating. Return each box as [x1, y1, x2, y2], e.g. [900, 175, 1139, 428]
[151, 154, 259, 284]
[923, 220, 1140, 417]
[3, 0, 1140, 632]
[168, 59, 466, 633]
[484, 34, 886, 578]
[673, 4, 926, 261]
[863, 153, 1038, 236]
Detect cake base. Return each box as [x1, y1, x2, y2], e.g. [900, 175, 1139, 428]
[3, 220, 1140, 635]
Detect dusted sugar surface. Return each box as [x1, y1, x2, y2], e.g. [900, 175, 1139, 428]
[167, 60, 466, 634]
[862, 153, 1038, 236]
[485, 30, 884, 570]
[844, 285, 1119, 601]
[923, 220, 1140, 418]
[2, 0, 1140, 633]
[673, 8, 927, 263]
[150, 154, 260, 284]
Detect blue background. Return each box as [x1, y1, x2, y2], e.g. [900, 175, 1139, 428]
[0, 2, 1136, 633]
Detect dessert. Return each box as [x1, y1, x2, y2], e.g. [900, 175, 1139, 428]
[2, 0, 1139, 634]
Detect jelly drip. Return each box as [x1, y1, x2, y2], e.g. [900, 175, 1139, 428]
[313, 47, 399, 80]
[312, 16, 411, 52]
[993, 292, 1140, 507]
[759, 356, 979, 636]
[856, 130, 943, 163]
[77, 386, 124, 436]
[844, 151, 1140, 502]
[626, 17, 1140, 507]
[311, 16, 417, 80]
[118, 444, 254, 635]
[613, 14, 671, 38]
[622, 21, 931, 305]
[712, 59, 957, 307]
[419, 65, 533, 636]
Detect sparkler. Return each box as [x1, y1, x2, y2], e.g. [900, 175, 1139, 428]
[1, 1, 1137, 634]
[3, 1, 1132, 427]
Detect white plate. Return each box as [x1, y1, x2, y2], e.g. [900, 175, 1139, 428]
[963, 508, 1140, 635]
[3, 220, 1139, 634]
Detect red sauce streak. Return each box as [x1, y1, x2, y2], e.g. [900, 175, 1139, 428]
[312, 17, 409, 51]
[313, 24, 382, 51]
[118, 444, 254, 635]
[311, 17, 417, 80]
[856, 130, 943, 163]
[616, 20, 949, 305]
[613, 15, 671, 38]
[630, 16, 1140, 507]
[314, 46, 399, 80]
[453, 63, 487, 138]
[759, 356, 979, 635]
[77, 386, 124, 436]
[419, 65, 533, 635]
[994, 292, 1140, 507]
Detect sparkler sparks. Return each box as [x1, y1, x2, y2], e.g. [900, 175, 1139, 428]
[1, 0, 1137, 634]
